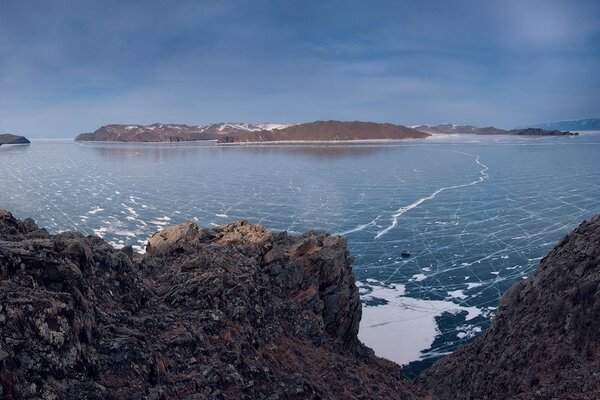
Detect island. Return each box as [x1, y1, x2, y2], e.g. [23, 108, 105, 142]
[1, 208, 598, 399]
[217, 120, 430, 143]
[415, 124, 577, 136]
[0, 134, 30, 146]
[74, 123, 290, 142]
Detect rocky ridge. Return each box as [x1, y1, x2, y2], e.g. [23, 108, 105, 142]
[0, 210, 428, 400]
[0, 134, 30, 145]
[74, 123, 291, 142]
[1, 208, 599, 399]
[216, 121, 430, 143]
[417, 214, 600, 399]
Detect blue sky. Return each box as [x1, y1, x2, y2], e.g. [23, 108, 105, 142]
[1, 0, 599, 137]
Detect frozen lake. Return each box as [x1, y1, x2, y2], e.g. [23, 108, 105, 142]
[1, 133, 599, 375]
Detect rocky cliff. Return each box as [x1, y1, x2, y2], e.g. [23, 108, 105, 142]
[75, 123, 290, 142]
[417, 214, 600, 399]
[217, 121, 430, 143]
[0, 211, 428, 400]
[2, 208, 598, 399]
[0, 134, 30, 145]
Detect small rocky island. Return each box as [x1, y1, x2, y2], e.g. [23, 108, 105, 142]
[0, 134, 30, 146]
[1, 210, 598, 399]
[415, 124, 577, 136]
[217, 120, 430, 143]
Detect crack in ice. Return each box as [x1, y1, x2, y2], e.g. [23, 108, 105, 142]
[375, 153, 489, 239]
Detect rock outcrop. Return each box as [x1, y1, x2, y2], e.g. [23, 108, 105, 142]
[74, 123, 290, 142]
[217, 121, 430, 143]
[417, 214, 600, 399]
[2, 207, 598, 399]
[0, 134, 30, 145]
[0, 210, 428, 400]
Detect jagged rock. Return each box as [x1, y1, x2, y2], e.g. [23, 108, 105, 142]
[0, 211, 428, 400]
[146, 221, 200, 255]
[417, 215, 600, 399]
[5, 207, 597, 400]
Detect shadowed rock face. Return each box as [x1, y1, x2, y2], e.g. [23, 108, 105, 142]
[0, 211, 429, 400]
[417, 214, 600, 400]
[2, 207, 598, 399]
[0, 134, 30, 145]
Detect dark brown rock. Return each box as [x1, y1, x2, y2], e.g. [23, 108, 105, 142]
[0, 210, 429, 400]
[416, 215, 600, 399]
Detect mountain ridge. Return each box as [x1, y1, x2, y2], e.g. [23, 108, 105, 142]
[74, 123, 292, 142]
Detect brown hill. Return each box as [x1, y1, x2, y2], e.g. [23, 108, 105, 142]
[417, 214, 600, 399]
[217, 120, 430, 143]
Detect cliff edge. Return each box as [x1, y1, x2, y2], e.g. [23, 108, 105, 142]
[417, 214, 600, 399]
[0, 211, 428, 400]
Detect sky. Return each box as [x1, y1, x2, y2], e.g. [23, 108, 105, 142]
[0, 0, 599, 137]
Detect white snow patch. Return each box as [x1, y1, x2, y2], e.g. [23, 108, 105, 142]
[88, 206, 104, 215]
[447, 290, 467, 299]
[410, 273, 428, 282]
[466, 282, 483, 290]
[358, 280, 482, 366]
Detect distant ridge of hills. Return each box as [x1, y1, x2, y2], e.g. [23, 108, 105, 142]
[415, 124, 576, 136]
[526, 118, 600, 131]
[413, 124, 506, 135]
